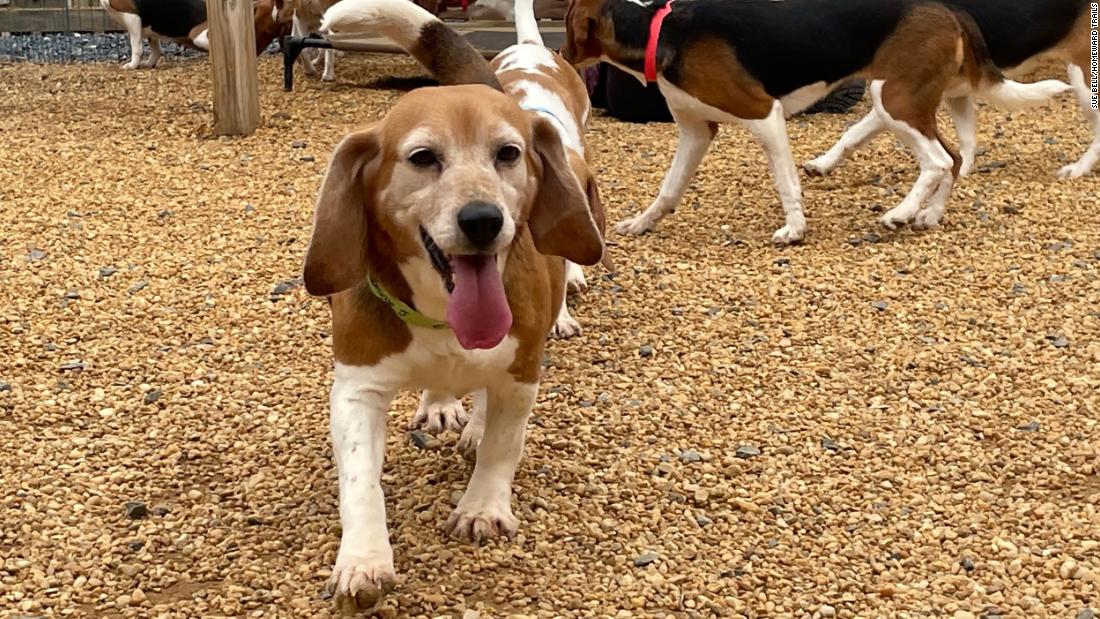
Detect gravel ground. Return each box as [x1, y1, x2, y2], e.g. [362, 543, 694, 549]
[2, 55, 1099, 618]
[0, 33, 278, 64]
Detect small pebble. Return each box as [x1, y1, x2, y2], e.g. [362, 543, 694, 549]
[735, 445, 761, 459]
[143, 389, 162, 405]
[639, 345, 654, 358]
[124, 501, 148, 519]
[99, 265, 118, 278]
[633, 552, 659, 567]
[679, 449, 702, 463]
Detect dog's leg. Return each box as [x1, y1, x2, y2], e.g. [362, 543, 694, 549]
[742, 100, 808, 245]
[914, 129, 962, 230]
[945, 96, 977, 177]
[615, 114, 716, 236]
[191, 28, 210, 51]
[143, 36, 163, 68]
[445, 380, 537, 542]
[871, 81, 953, 229]
[804, 110, 886, 176]
[1058, 64, 1100, 178]
[293, 15, 319, 76]
[410, 390, 467, 433]
[456, 389, 487, 460]
[119, 13, 145, 69]
[321, 48, 337, 82]
[551, 283, 581, 339]
[564, 260, 587, 293]
[327, 365, 397, 611]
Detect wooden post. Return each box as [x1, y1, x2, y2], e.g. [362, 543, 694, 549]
[206, 0, 259, 136]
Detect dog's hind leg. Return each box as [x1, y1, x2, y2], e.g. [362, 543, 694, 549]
[945, 95, 978, 176]
[615, 114, 716, 236]
[1059, 63, 1100, 178]
[914, 126, 962, 230]
[743, 100, 808, 245]
[144, 35, 163, 68]
[871, 80, 953, 230]
[107, 5, 145, 70]
[804, 110, 886, 176]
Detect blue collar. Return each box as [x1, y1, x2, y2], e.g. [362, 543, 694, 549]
[521, 104, 571, 136]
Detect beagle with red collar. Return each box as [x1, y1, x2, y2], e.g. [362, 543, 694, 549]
[808, 0, 1098, 179]
[301, 16, 606, 610]
[100, 0, 287, 70]
[322, 0, 609, 432]
[563, 0, 1070, 241]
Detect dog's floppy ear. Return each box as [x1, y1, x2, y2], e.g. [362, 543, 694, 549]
[527, 116, 605, 266]
[303, 127, 380, 297]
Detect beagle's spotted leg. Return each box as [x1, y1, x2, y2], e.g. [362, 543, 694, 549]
[945, 96, 978, 177]
[446, 380, 537, 542]
[410, 390, 468, 433]
[804, 110, 886, 176]
[616, 114, 716, 236]
[1058, 64, 1100, 178]
[328, 364, 397, 611]
[743, 100, 808, 245]
[113, 10, 144, 70]
[456, 390, 487, 461]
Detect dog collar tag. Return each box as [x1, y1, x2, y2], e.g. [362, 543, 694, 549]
[644, 0, 675, 83]
[367, 277, 450, 330]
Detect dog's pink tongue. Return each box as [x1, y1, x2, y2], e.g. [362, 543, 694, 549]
[447, 255, 512, 350]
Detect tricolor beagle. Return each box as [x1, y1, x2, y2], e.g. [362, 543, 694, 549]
[808, 0, 1099, 179]
[301, 5, 606, 608]
[563, 0, 1070, 241]
[100, 0, 287, 70]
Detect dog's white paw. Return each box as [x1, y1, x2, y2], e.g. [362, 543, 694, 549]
[615, 215, 656, 236]
[410, 393, 467, 434]
[444, 498, 518, 543]
[455, 418, 484, 461]
[121, 61, 140, 70]
[328, 552, 396, 613]
[802, 157, 836, 176]
[771, 222, 806, 245]
[880, 208, 913, 230]
[322, 71, 336, 83]
[565, 264, 588, 294]
[912, 209, 943, 230]
[551, 313, 582, 339]
[1057, 162, 1088, 179]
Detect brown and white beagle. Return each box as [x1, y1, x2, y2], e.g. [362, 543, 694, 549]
[100, 0, 287, 70]
[562, 0, 1070, 241]
[299, 23, 606, 611]
[273, 0, 344, 81]
[808, 0, 1098, 179]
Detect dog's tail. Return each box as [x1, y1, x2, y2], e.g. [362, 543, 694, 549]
[321, 0, 501, 90]
[514, 0, 543, 46]
[954, 8, 1069, 110]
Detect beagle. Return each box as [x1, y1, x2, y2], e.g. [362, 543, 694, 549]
[562, 0, 1070, 241]
[273, 0, 344, 82]
[100, 0, 287, 70]
[808, 0, 1099, 179]
[300, 15, 606, 611]
[322, 0, 609, 432]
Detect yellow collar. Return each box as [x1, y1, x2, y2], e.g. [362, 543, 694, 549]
[367, 277, 449, 330]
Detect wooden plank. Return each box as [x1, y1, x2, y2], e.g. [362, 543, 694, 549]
[0, 8, 122, 32]
[206, 0, 259, 136]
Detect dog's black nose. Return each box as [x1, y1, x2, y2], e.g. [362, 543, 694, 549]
[457, 201, 504, 249]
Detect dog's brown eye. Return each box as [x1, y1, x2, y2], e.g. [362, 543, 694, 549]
[496, 144, 521, 165]
[409, 149, 440, 168]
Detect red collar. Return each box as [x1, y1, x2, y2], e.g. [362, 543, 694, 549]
[644, 0, 675, 83]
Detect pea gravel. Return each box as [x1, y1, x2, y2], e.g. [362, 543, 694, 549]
[1, 55, 1099, 618]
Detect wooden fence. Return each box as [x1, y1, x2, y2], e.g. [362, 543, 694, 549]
[0, 0, 122, 33]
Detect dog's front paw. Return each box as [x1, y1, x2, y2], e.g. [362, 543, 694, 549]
[444, 499, 518, 543]
[912, 208, 943, 230]
[802, 156, 836, 176]
[455, 417, 484, 461]
[1057, 162, 1089, 179]
[329, 552, 396, 613]
[615, 215, 656, 236]
[880, 208, 914, 230]
[411, 392, 467, 433]
[121, 61, 140, 70]
[551, 313, 582, 339]
[771, 223, 805, 246]
[565, 263, 588, 293]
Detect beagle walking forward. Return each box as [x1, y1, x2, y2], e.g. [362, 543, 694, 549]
[807, 0, 1098, 179]
[562, 0, 1070, 241]
[303, 6, 606, 609]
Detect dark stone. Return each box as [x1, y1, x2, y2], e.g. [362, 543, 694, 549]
[871, 300, 889, 311]
[28, 249, 46, 261]
[64, 290, 81, 300]
[639, 345, 654, 358]
[99, 266, 118, 278]
[0, 383, 11, 392]
[246, 516, 265, 526]
[291, 140, 307, 148]
[679, 449, 702, 463]
[864, 233, 882, 244]
[299, 155, 316, 162]
[821, 437, 840, 452]
[1046, 334, 1069, 348]
[1001, 204, 1021, 215]
[774, 258, 790, 267]
[125, 501, 149, 520]
[695, 514, 713, 527]
[847, 238, 863, 247]
[1018, 422, 1040, 432]
[633, 552, 659, 567]
[578, 400, 594, 408]
[152, 506, 170, 517]
[158, 209, 173, 219]
[271, 278, 304, 300]
[977, 161, 1007, 173]
[129, 540, 145, 551]
[410, 431, 435, 449]
[735, 445, 761, 459]
[59, 360, 84, 372]
[960, 556, 975, 571]
[129, 280, 148, 294]
[143, 389, 162, 405]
